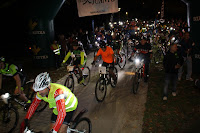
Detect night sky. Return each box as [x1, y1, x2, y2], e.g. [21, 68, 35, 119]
[0, 0, 187, 56]
[54, 0, 187, 35]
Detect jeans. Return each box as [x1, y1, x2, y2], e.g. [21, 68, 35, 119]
[163, 73, 178, 97]
[178, 56, 192, 79]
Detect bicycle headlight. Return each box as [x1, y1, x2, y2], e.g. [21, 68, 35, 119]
[1, 93, 9, 99]
[135, 58, 140, 64]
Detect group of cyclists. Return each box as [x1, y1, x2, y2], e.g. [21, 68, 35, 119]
[0, 18, 190, 133]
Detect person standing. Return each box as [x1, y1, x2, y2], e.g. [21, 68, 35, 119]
[163, 43, 184, 100]
[58, 34, 68, 62]
[51, 40, 61, 68]
[178, 32, 195, 81]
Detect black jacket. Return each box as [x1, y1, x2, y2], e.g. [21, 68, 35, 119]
[163, 51, 184, 74]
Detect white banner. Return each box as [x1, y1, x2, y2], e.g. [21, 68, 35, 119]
[76, 0, 118, 17]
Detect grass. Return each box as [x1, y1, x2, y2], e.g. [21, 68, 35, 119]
[142, 62, 200, 133]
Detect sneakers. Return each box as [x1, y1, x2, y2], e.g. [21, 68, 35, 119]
[26, 100, 31, 104]
[163, 96, 167, 101]
[186, 78, 193, 81]
[172, 92, 176, 97]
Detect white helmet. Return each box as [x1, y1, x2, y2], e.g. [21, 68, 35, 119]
[33, 72, 51, 92]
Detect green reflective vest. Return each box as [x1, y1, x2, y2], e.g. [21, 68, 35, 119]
[37, 83, 78, 115]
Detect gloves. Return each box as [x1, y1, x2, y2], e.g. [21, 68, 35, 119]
[20, 119, 29, 133]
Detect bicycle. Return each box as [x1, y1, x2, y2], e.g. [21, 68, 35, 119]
[95, 64, 118, 102]
[23, 108, 92, 133]
[153, 41, 168, 64]
[64, 53, 90, 93]
[132, 50, 146, 94]
[0, 80, 48, 133]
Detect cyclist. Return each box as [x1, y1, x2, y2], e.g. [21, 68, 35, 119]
[62, 41, 86, 84]
[92, 41, 117, 82]
[0, 57, 30, 103]
[133, 37, 153, 82]
[20, 72, 78, 133]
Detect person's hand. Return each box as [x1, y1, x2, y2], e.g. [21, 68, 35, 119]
[20, 119, 29, 133]
[61, 63, 65, 67]
[175, 64, 181, 69]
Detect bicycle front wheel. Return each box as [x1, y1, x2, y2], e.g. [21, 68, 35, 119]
[118, 53, 126, 69]
[64, 75, 75, 93]
[95, 78, 107, 102]
[82, 66, 90, 86]
[110, 67, 118, 88]
[132, 72, 140, 94]
[0, 106, 19, 133]
[72, 117, 92, 133]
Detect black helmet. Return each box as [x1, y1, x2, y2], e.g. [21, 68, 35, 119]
[99, 40, 106, 48]
[72, 41, 79, 46]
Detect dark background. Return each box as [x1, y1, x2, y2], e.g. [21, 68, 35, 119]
[0, 0, 187, 57]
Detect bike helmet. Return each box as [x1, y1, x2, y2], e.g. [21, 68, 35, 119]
[99, 40, 106, 48]
[72, 41, 79, 46]
[0, 57, 5, 62]
[33, 72, 51, 92]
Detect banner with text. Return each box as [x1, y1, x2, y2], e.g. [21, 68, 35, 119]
[76, 0, 118, 17]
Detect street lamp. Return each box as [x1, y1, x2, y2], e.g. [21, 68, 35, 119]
[126, 12, 128, 15]
[158, 11, 161, 14]
[118, 8, 121, 11]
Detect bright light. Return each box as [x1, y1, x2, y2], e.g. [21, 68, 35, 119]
[146, 24, 149, 27]
[109, 22, 112, 25]
[158, 11, 161, 14]
[126, 12, 128, 15]
[135, 59, 140, 64]
[119, 21, 123, 25]
[114, 22, 117, 24]
[170, 27, 173, 31]
[110, 24, 113, 27]
[99, 64, 102, 67]
[2, 93, 9, 99]
[118, 8, 121, 11]
[172, 37, 175, 41]
[135, 18, 138, 21]
[137, 27, 140, 30]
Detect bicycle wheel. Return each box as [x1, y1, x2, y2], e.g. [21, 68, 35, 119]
[29, 92, 48, 112]
[82, 66, 90, 86]
[118, 53, 126, 69]
[0, 105, 19, 133]
[110, 67, 118, 88]
[64, 75, 75, 93]
[153, 50, 162, 64]
[95, 78, 107, 102]
[132, 72, 140, 94]
[72, 117, 92, 133]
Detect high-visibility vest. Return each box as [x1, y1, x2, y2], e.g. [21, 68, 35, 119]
[51, 44, 60, 55]
[37, 83, 78, 115]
